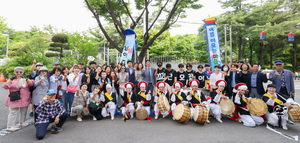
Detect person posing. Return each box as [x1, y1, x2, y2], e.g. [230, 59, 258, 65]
[227, 64, 241, 98]
[136, 81, 152, 116]
[88, 85, 103, 121]
[49, 67, 62, 92]
[210, 65, 224, 94]
[170, 82, 188, 120]
[60, 67, 69, 112]
[269, 60, 295, 99]
[119, 82, 136, 119]
[67, 65, 82, 114]
[209, 80, 228, 123]
[176, 63, 188, 89]
[141, 60, 156, 97]
[94, 66, 102, 88]
[155, 60, 169, 83]
[3, 67, 34, 131]
[82, 66, 93, 92]
[99, 71, 111, 93]
[186, 63, 196, 89]
[126, 60, 136, 90]
[166, 64, 177, 88]
[232, 83, 264, 127]
[71, 83, 90, 122]
[34, 90, 68, 140]
[195, 65, 207, 91]
[204, 64, 212, 90]
[154, 81, 170, 119]
[245, 64, 268, 99]
[105, 66, 111, 78]
[47, 62, 60, 80]
[118, 65, 129, 86]
[110, 71, 120, 106]
[262, 84, 298, 130]
[135, 63, 144, 82]
[186, 80, 210, 123]
[32, 67, 49, 121]
[222, 65, 230, 96]
[100, 84, 117, 120]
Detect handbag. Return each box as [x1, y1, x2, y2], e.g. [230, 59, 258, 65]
[56, 85, 62, 99]
[9, 88, 21, 102]
[67, 74, 81, 92]
[89, 102, 102, 108]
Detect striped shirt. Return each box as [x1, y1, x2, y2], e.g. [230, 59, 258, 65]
[35, 99, 65, 124]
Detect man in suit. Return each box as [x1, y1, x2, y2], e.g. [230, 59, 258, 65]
[126, 60, 136, 92]
[269, 60, 295, 99]
[227, 64, 241, 98]
[141, 60, 156, 97]
[246, 63, 268, 98]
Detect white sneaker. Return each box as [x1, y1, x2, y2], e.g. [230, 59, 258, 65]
[216, 119, 223, 123]
[206, 119, 210, 124]
[93, 116, 97, 121]
[77, 117, 82, 122]
[155, 116, 158, 120]
[6, 127, 20, 132]
[18, 123, 29, 127]
[282, 126, 288, 130]
[111, 117, 115, 120]
[172, 117, 175, 120]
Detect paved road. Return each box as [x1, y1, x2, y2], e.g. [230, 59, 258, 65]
[0, 82, 299, 143]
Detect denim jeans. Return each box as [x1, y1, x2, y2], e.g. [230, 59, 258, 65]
[58, 89, 68, 112]
[67, 92, 75, 113]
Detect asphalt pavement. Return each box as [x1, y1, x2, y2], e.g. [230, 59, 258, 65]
[0, 82, 299, 143]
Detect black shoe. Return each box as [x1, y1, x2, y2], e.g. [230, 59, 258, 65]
[267, 123, 275, 129]
[29, 112, 33, 117]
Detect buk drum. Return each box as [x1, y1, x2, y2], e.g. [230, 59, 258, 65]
[288, 104, 300, 123]
[193, 105, 208, 124]
[174, 104, 191, 123]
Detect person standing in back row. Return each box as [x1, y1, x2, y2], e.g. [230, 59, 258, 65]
[195, 65, 207, 91]
[176, 64, 188, 89]
[155, 60, 169, 83]
[141, 60, 156, 97]
[165, 64, 177, 88]
[186, 63, 196, 89]
[245, 64, 268, 99]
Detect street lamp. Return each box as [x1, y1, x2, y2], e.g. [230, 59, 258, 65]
[2, 34, 9, 58]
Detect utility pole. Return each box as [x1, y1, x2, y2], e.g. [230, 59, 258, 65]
[224, 24, 227, 63]
[230, 25, 232, 62]
[104, 42, 106, 63]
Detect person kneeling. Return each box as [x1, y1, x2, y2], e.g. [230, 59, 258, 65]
[209, 80, 228, 123]
[136, 81, 152, 117]
[187, 80, 210, 123]
[154, 81, 170, 119]
[263, 84, 298, 130]
[119, 82, 136, 119]
[100, 84, 117, 120]
[233, 83, 264, 127]
[34, 90, 68, 140]
[71, 83, 90, 122]
[171, 81, 188, 120]
[88, 85, 103, 121]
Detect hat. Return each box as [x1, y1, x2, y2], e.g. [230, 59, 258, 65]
[234, 83, 247, 91]
[267, 84, 276, 88]
[138, 81, 148, 88]
[274, 60, 284, 65]
[47, 90, 57, 95]
[189, 80, 199, 87]
[157, 81, 166, 89]
[106, 84, 112, 89]
[204, 63, 210, 67]
[78, 62, 84, 65]
[53, 62, 59, 65]
[36, 63, 43, 67]
[90, 61, 96, 65]
[216, 80, 227, 87]
[39, 67, 48, 72]
[173, 81, 183, 88]
[125, 82, 134, 89]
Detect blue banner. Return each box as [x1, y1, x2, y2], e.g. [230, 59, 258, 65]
[119, 29, 137, 66]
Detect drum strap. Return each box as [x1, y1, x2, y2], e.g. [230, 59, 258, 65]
[175, 92, 183, 101]
[240, 95, 248, 103]
[105, 93, 113, 101]
[263, 94, 283, 105]
[127, 92, 132, 103]
[192, 91, 200, 102]
[139, 92, 147, 99]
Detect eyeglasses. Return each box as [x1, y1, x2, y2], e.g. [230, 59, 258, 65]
[15, 71, 23, 74]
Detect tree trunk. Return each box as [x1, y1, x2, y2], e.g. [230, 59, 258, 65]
[250, 38, 253, 64]
[138, 45, 148, 62]
[270, 42, 273, 69]
[259, 42, 264, 66]
[238, 36, 242, 60]
[293, 42, 297, 72]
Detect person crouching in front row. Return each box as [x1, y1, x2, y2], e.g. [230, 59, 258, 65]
[100, 84, 117, 120]
[170, 81, 188, 120]
[187, 80, 210, 123]
[154, 81, 170, 119]
[136, 81, 152, 116]
[119, 82, 136, 119]
[209, 80, 228, 123]
[34, 90, 68, 140]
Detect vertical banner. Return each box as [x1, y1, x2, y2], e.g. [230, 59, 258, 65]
[119, 29, 137, 66]
[203, 18, 222, 72]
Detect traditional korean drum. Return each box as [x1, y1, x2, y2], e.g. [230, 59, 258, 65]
[157, 96, 170, 113]
[136, 108, 148, 120]
[288, 104, 300, 123]
[193, 105, 208, 124]
[174, 104, 191, 123]
[218, 98, 235, 115]
[246, 98, 268, 116]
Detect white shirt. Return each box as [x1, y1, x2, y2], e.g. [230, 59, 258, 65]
[210, 72, 224, 89]
[61, 75, 68, 90]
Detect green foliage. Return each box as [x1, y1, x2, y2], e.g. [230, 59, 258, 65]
[46, 33, 69, 61]
[52, 33, 68, 43]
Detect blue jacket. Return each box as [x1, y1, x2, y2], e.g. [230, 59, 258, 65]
[245, 71, 268, 95]
[269, 69, 295, 94]
[126, 67, 136, 84]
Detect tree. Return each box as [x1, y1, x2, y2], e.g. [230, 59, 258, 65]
[46, 33, 69, 62]
[173, 34, 197, 61]
[84, 0, 202, 62]
[8, 42, 31, 57]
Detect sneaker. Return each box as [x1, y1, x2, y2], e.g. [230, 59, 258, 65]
[216, 119, 223, 123]
[172, 117, 176, 120]
[206, 119, 210, 124]
[111, 117, 115, 121]
[6, 127, 20, 132]
[93, 116, 97, 121]
[18, 123, 29, 127]
[29, 112, 33, 117]
[288, 120, 294, 125]
[51, 125, 64, 132]
[282, 126, 288, 130]
[155, 116, 158, 120]
[77, 117, 82, 122]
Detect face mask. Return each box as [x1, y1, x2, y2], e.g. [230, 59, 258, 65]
[223, 68, 228, 71]
[158, 64, 162, 67]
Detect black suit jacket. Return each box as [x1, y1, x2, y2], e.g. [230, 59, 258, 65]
[245, 71, 268, 95]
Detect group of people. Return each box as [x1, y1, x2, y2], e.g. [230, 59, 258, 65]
[2, 58, 298, 140]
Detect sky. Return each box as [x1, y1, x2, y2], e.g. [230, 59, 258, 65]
[0, 0, 229, 36]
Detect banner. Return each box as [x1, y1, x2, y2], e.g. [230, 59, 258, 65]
[203, 18, 222, 72]
[119, 29, 137, 66]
